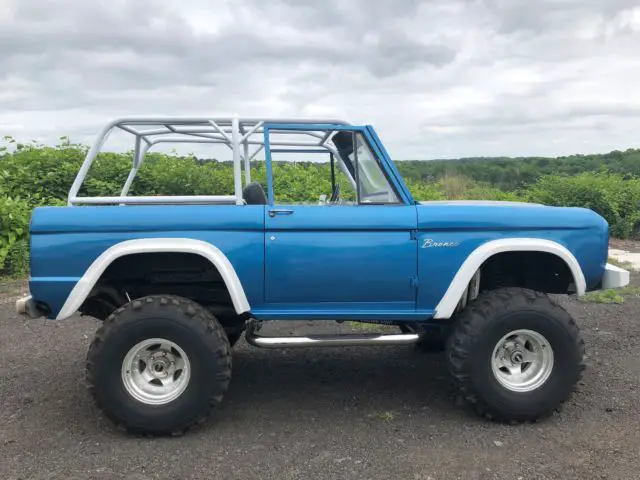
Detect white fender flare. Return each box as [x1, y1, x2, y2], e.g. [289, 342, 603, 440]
[56, 238, 250, 320]
[433, 238, 586, 319]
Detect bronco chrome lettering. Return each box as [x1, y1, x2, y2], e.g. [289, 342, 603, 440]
[422, 238, 460, 248]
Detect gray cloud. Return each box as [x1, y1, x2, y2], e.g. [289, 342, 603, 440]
[1, 0, 640, 159]
[481, 0, 638, 34]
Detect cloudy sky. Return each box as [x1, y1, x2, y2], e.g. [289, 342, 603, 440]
[1, 0, 640, 160]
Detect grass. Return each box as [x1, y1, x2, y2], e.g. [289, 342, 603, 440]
[607, 256, 636, 271]
[367, 411, 396, 421]
[580, 285, 640, 304]
[348, 321, 400, 333]
[348, 321, 382, 332]
[0, 276, 28, 299]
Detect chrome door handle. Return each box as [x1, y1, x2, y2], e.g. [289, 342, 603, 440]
[268, 209, 294, 217]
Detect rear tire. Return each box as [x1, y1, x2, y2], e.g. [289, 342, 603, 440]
[216, 314, 244, 348]
[86, 295, 231, 435]
[446, 288, 584, 423]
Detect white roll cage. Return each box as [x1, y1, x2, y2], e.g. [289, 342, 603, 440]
[67, 116, 351, 206]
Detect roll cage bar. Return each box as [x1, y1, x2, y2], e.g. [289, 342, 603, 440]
[67, 116, 353, 206]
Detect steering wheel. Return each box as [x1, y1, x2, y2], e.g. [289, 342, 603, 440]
[329, 182, 341, 204]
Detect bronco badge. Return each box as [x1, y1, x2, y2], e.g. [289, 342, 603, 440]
[422, 238, 460, 248]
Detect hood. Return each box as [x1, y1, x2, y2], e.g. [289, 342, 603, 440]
[417, 200, 607, 232]
[419, 200, 541, 207]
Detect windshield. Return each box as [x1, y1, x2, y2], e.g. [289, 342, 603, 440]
[331, 131, 400, 204]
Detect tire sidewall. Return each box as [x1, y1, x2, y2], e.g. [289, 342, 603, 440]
[465, 307, 582, 416]
[91, 306, 229, 432]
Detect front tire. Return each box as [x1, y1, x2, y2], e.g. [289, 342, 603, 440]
[446, 288, 585, 423]
[226, 332, 242, 348]
[86, 295, 232, 435]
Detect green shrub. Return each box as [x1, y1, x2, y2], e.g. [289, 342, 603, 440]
[526, 172, 640, 238]
[436, 173, 471, 200]
[405, 180, 445, 201]
[81, 152, 132, 197]
[407, 175, 523, 203]
[462, 185, 522, 202]
[0, 196, 31, 273]
[1, 137, 86, 205]
[6, 238, 30, 277]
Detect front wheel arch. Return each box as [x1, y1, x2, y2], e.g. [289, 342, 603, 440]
[434, 239, 586, 319]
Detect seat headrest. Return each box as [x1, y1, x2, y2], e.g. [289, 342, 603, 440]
[242, 181, 267, 205]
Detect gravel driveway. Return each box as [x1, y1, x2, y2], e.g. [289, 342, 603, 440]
[1, 283, 639, 480]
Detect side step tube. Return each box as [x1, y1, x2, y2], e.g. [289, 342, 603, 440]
[244, 321, 420, 348]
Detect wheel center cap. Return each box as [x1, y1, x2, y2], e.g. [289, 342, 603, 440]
[148, 353, 173, 379]
[510, 351, 524, 364]
[151, 360, 172, 378]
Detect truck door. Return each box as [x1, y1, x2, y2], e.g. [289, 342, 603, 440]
[261, 126, 418, 319]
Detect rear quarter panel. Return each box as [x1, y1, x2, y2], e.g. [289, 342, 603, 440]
[29, 205, 265, 318]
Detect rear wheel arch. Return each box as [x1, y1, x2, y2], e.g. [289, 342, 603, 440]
[57, 238, 250, 320]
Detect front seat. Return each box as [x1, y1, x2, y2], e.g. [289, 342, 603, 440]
[242, 181, 267, 205]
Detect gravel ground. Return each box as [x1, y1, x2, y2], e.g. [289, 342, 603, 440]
[1, 282, 639, 480]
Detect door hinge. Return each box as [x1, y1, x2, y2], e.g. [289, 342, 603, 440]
[410, 275, 419, 289]
[410, 230, 418, 240]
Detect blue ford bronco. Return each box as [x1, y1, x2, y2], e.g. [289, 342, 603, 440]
[16, 116, 630, 435]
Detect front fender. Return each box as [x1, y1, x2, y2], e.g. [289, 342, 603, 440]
[433, 238, 586, 319]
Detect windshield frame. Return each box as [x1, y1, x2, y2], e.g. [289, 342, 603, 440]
[330, 130, 403, 205]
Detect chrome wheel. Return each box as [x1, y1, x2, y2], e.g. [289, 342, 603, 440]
[121, 338, 191, 405]
[491, 329, 554, 393]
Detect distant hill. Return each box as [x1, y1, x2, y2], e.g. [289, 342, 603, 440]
[395, 148, 640, 191]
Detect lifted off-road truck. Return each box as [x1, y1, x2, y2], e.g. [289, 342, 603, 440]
[16, 116, 630, 435]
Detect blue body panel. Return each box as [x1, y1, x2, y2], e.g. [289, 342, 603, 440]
[26, 125, 610, 322]
[260, 205, 417, 318]
[415, 203, 608, 310]
[29, 205, 265, 317]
